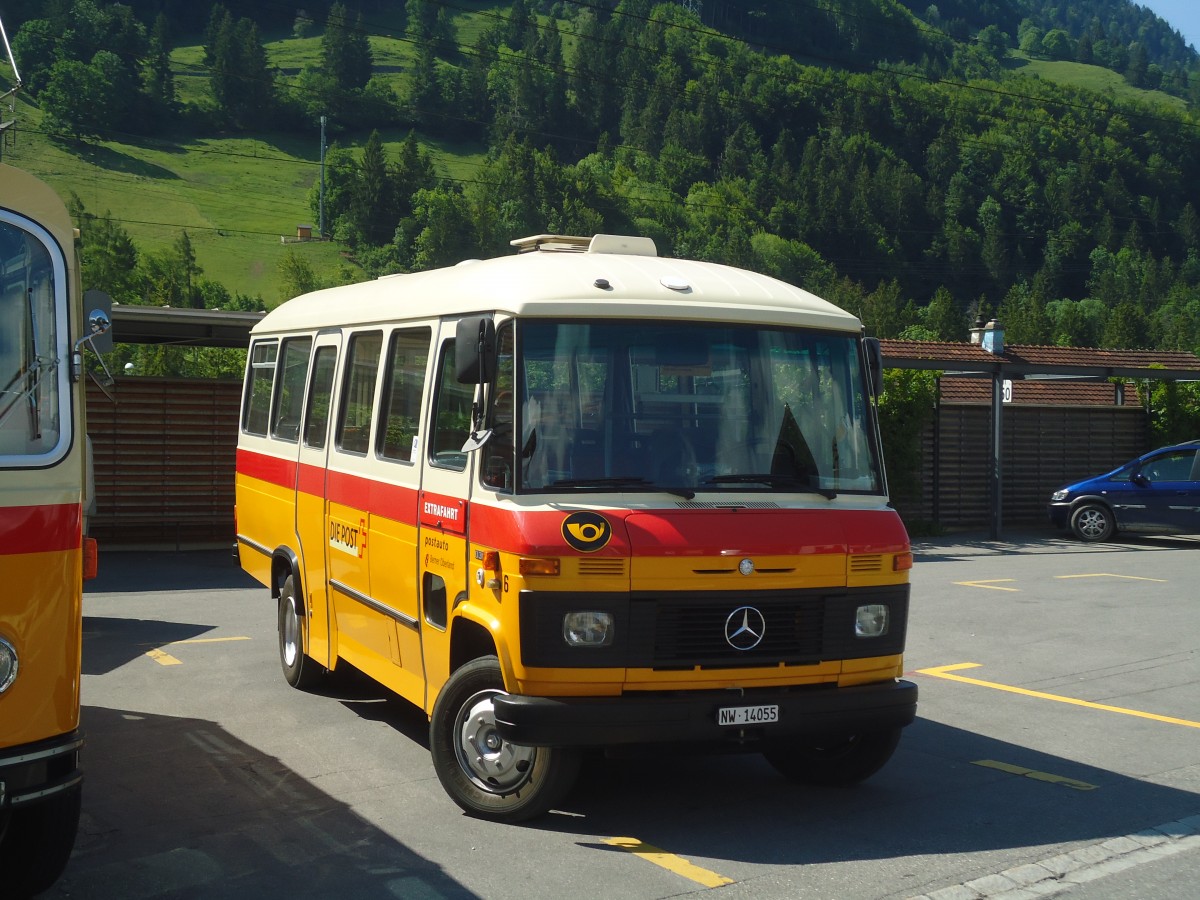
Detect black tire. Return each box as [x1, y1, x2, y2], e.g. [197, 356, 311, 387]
[430, 656, 580, 822]
[763, 727, 902, 787]
[1070, 502, 1116, 542]
[278, 574, 323, 690]
[0, 782, 81, 898]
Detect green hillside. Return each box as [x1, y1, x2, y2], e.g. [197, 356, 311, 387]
[6, 0, 1200, 373]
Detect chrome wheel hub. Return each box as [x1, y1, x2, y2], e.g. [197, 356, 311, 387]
[455, 690, 536, 795]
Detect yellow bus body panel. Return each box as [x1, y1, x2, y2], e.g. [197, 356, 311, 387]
[0, 549, 82, 748]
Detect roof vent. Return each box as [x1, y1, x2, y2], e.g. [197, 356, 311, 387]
[510, 234, 592, 253]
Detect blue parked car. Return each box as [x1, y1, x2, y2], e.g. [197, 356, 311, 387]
[1048, 440, 1200, 541]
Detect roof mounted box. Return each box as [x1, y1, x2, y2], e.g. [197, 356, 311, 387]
[510, 234, 658, 257]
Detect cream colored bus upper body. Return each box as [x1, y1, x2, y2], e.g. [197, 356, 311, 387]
[253, 234, 862, 336]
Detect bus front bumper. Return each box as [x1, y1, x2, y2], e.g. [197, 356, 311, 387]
[0, 731, 83, 811]
[492, 680, 917, 747]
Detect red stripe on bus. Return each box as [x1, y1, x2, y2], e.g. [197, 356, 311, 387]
[0, 503, 82, 555]
[238, 448, 420, 527]
[468, 504, 908, 557]
[237, 448, 296, 488]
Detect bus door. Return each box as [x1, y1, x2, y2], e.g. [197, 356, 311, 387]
[417, 322, 476, 709]
[325, 330, 384, 673]
[294, 332, 341, 669]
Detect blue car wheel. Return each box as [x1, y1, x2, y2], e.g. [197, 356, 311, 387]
[1071, 503, 1115, 541]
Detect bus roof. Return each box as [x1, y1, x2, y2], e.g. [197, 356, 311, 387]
[253, 234, 863, 336]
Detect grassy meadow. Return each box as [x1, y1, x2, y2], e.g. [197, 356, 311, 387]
[1005, 52, 1189, 112]
[2, 4, 494, 306]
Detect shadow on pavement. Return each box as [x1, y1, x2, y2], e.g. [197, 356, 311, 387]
[49, 706, 476, 900]
[82, 617, 218, 676]
[85, 550, 258, 594]
[912, 529, 1200, 563]
[536, 716, 1199, 872]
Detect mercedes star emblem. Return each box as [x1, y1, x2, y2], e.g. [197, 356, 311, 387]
[725, 606, 766, 651]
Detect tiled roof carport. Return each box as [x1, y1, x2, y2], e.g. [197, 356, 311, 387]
[878, 340, 1200, 538]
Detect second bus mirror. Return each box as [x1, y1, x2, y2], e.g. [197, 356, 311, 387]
[456, 316, 496, 384]
[864, 336, 883, 398]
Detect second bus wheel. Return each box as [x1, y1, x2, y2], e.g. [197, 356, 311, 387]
[430, 656, 580, 822]
[762, 727, 902, 787]
[277, 574, 323, 690]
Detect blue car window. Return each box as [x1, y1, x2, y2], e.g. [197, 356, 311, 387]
[1141, 450, 1196, 482]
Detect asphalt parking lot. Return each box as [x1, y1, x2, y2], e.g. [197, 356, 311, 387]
[44, 529, 1200, 899]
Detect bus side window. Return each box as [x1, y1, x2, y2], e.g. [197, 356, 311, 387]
[270, 337, 313, 442]
[430, 339, 472, 471]
[242, 340, 278, 436]
[378, 327, 431, 463]
[336, 331, 383, 455]
[483, 323, 515, 490]
[303, 346, 338, 449]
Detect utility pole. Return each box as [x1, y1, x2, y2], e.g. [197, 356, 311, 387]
[0, 13, 22, 163]
[318, 114, 327, 239]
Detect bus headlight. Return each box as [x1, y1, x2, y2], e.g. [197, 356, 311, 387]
[563, 611, 614, 647]
[0, 636, 18, 693]
[855, 604, 889, 638]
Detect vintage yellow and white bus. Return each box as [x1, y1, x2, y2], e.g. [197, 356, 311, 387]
[1, 163, 109, 893]
[236, 233, 916, 821]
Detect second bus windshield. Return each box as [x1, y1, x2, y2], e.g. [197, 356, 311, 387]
[498, 319, 880, 496]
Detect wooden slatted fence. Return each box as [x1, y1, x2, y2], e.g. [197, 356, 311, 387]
[86, 377, 241, 547]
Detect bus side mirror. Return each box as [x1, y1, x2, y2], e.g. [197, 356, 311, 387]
[864, 336, 883, 398]
[456, 316, 496, 384]
[83, 290, 114, 354]
[73, 290, 115, 382]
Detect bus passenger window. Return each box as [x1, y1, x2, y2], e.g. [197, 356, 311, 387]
[270, 337, 313, 442]
[242, 341, 278, 436]
[430, 340, 472, 471]
[336, 332, 382, 455]
[303, 347, 338, 449]
[378, 327, 431, 463]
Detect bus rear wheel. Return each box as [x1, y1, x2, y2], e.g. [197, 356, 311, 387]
[0, 782, 81, 898]
[277, 575, 322, 690]
[430, 656, 580, 822]
[763, 727, 902, 786]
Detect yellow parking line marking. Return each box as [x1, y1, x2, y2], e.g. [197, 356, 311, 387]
[1055, 573, 1167, 582]
[140, 636, 250, 666]
[973, 759, 1097, 791]
[917, 663, 1200, 729]
[603, 837, 734, 888]
[955, 580, 1019, 591]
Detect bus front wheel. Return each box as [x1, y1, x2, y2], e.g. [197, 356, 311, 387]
[763, 727, 902, 786]
[0, 782, 81, 898]
[430, 656, 580, 822]
[277, 575, 322, 690]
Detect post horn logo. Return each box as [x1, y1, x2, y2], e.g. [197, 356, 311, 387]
[561, 511, 612, 552]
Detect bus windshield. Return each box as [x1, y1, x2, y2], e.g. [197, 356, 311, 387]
[0, 217, 65, 461]
[506, 319, 880, 496]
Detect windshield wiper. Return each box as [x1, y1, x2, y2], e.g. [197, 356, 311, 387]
[704, 474, 837, 499]
[551, 477, 696, 500]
